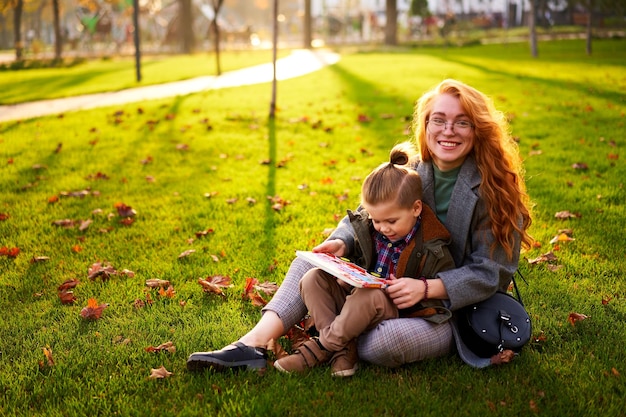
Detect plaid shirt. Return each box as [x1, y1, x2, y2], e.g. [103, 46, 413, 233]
[372, 218, 421, 278]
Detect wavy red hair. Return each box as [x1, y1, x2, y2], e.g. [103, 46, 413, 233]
[413, 79, 532, 259]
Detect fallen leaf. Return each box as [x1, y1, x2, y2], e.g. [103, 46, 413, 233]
[114, 202, 136, 218]
[247, 292, 267, 307]
[58, 290, 77, 305]
[490, 349, 516, 365]
[58, 279, 80, 291]
[254, 281, 279, 295]
[149, 366, 172, 379]
[555, 211, 581, 219]
[0, 246, 19, 258]
[527, 251, 558, 265]
[549, 233, 575, 244]
[178, 249, 196, 259]
[31, 256, 50, 263]
[198, 275, 233, 296]
[145, 341, 176, 354]
[146, 279, 170, 288]
[42, 347, 55, 367]
[158, 286, 176, 298]
[568, 312, 589, 326]
[88, 262, 117, 281]
[80, 298, 109, 320]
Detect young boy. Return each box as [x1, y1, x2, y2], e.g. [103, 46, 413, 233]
[274, 142, 456, 377]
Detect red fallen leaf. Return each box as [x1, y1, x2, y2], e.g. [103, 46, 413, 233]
[198, 276, 233, 296]
[0, 213, 9, 221]
[42, 347, 55, 367]
[158, 285, 176, 298]
[80, 298, 109, 320]
[88, 262, 117, 280]
[490, 349, 516, 365]
[243, 277, 258, 296]
[119, 269, 135, 277]
[568, 312, 589, 326]
[357, 114, 372, 123]
[247, 292, 267, 307]
[611, 367, 620, 376]
[146, 279, 170, 288]
[145, 341, 176, 353]
[120, 217, 135, 226]
[58, 290, 77, 305]
[114, 202, 136, 218]
[58, 279, 80, 291]
[149, 366, 172, 379]
[607, 153, 619, 160]
[0, 246, 19, 258]
[71, 245, 82, 253]
[48, 195, 59, 203]
[320, 177, 334, 185]
[178, 249, 196, 259]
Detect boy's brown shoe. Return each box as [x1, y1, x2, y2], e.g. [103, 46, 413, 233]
[330, 340, 358, 377]
[274, 337, 332, 374]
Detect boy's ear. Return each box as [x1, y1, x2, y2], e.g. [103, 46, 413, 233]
[412, 200, 423, 217]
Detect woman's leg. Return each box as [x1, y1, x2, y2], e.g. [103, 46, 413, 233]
[357, 318, 454, 368]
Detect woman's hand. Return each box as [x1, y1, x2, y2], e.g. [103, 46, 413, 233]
[385, 275, 425, 310]
[312, 239, 347, 257]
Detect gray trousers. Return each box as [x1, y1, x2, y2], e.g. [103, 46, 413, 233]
[263, 257, 454, 367]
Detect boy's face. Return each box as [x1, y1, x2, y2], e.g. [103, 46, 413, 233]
[362, 200, 422, 243]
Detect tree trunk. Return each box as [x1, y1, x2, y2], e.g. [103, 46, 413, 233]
[210, 0, 225, 76]
[212, 18, 221, 75]
[384, 0, 397, 45]
[585, 9, 592, 55]
[528, 0, 538, 57]
[179, 0, 195, 53]
[52, 0, 62, 60]
[14, 0, 24, 61]
[303, 0, 312, 48]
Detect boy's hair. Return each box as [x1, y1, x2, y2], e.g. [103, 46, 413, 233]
[361, 142, 422, 209]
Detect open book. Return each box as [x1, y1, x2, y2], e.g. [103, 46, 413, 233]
[295, 251, 388, 288]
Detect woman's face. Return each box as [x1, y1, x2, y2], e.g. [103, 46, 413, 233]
[426, 94, 475, 171]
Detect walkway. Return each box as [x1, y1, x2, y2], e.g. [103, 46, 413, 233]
[0, 49, 340, 123]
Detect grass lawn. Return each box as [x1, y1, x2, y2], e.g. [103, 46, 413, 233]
[1, 38, 625, 416]
[0, 49, 290, 105]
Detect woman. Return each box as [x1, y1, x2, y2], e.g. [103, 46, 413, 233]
[187, 79, 533, 371]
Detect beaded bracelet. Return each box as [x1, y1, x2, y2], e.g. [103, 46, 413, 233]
[420, 277, 429, 301]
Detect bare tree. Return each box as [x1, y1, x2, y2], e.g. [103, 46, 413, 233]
[208, 0, 225, 75]
[52, 0, 62, 60]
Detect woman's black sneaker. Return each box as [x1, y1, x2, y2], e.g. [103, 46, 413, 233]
[187, 342, 267, 372]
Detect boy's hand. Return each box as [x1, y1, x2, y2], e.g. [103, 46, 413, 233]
[385, 275, 424, 309]
[312, 239, 347, 257]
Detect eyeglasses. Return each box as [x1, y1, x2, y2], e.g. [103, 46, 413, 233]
[427, 118, 474, 133]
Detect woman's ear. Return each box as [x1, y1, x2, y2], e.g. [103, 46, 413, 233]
[412, 200, 423, 217]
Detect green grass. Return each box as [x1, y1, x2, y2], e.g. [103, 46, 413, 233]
[1, 38, 625, 416]
[0, 49, 289, 105]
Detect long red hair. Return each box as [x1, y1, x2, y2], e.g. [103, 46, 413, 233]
[414, 79, 532, 259]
